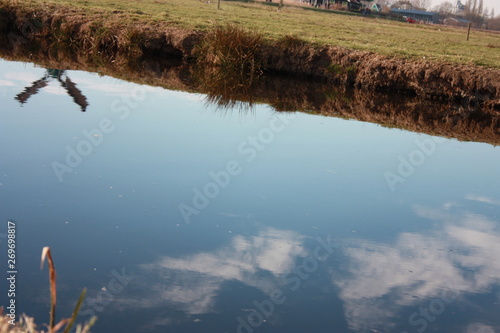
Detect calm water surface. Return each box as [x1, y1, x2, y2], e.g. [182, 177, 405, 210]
[1, 59, 499, 333]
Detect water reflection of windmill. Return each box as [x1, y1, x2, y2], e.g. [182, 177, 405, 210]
[15, 69, 89, 112]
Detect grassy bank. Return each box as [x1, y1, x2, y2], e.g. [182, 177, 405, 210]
[6, 0, 500, 67]
[2, 0, 500, 105]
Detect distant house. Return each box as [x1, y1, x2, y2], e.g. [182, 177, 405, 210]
[371, 3, 382, 12]
[390, 8, 440, 23]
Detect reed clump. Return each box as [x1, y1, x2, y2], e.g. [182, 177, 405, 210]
[193, 24, 269, 111]
[194, 23, 265, 80]
[0, 247, 96, 333]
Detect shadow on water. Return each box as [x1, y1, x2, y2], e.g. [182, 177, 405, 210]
[15, 68, 89, 112]
[1, 38, 498, 145]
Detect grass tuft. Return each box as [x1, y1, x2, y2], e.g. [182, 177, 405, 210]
[194, 23, 265, 77]
[193, 24, 267, 111]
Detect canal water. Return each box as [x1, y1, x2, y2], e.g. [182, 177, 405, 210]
[1, 58, 499, 333]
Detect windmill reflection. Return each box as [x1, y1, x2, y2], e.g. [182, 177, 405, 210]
[15, 69, 89, 112]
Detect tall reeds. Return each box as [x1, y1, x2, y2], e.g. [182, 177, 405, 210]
[195, 23, 265, 80]
[194, 24, 267, 111]
[0, 248, 95, 333]
[40, 247, 94, 333]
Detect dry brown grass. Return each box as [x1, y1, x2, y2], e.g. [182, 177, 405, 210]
[0, 248, 95, 333]
[7, 0, 500, 67]
[194, 24, 265, 76]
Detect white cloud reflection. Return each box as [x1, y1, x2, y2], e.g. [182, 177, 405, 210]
[68, 75, 204, 101]
[112, 199, 499, 332]
[466, 194, 500, 206]
[335, 201, 500, 332]
[3, 71, 40, 84]
[131, 228, 306, 316]
[43, 84, 67, 96]
[0, 79, 16, 87]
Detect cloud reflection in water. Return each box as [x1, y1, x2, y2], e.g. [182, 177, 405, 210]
[336, 200, 500, 332]
[119, 199, 499, 332]
[138, 228, 306, 316]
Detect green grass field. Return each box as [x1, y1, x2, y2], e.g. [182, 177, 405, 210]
[12, 0, 500, 67]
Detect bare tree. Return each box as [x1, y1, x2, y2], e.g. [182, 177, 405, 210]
[410, 0, 430, 10]
[436, 1, 455, 15]
[483, 6, 489, 18]
[463, 0, 488, 26]
[489, 16, 500, 30]
[477, 0, 483, 16]
[392, 0, 413, 9]
[471, 0, 477, 14]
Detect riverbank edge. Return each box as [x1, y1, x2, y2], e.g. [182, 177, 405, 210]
[0, 2, 499, 111]
[2, 46, 499, 145]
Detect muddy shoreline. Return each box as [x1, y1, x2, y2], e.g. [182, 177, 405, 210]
[1, 2, 500, 110]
